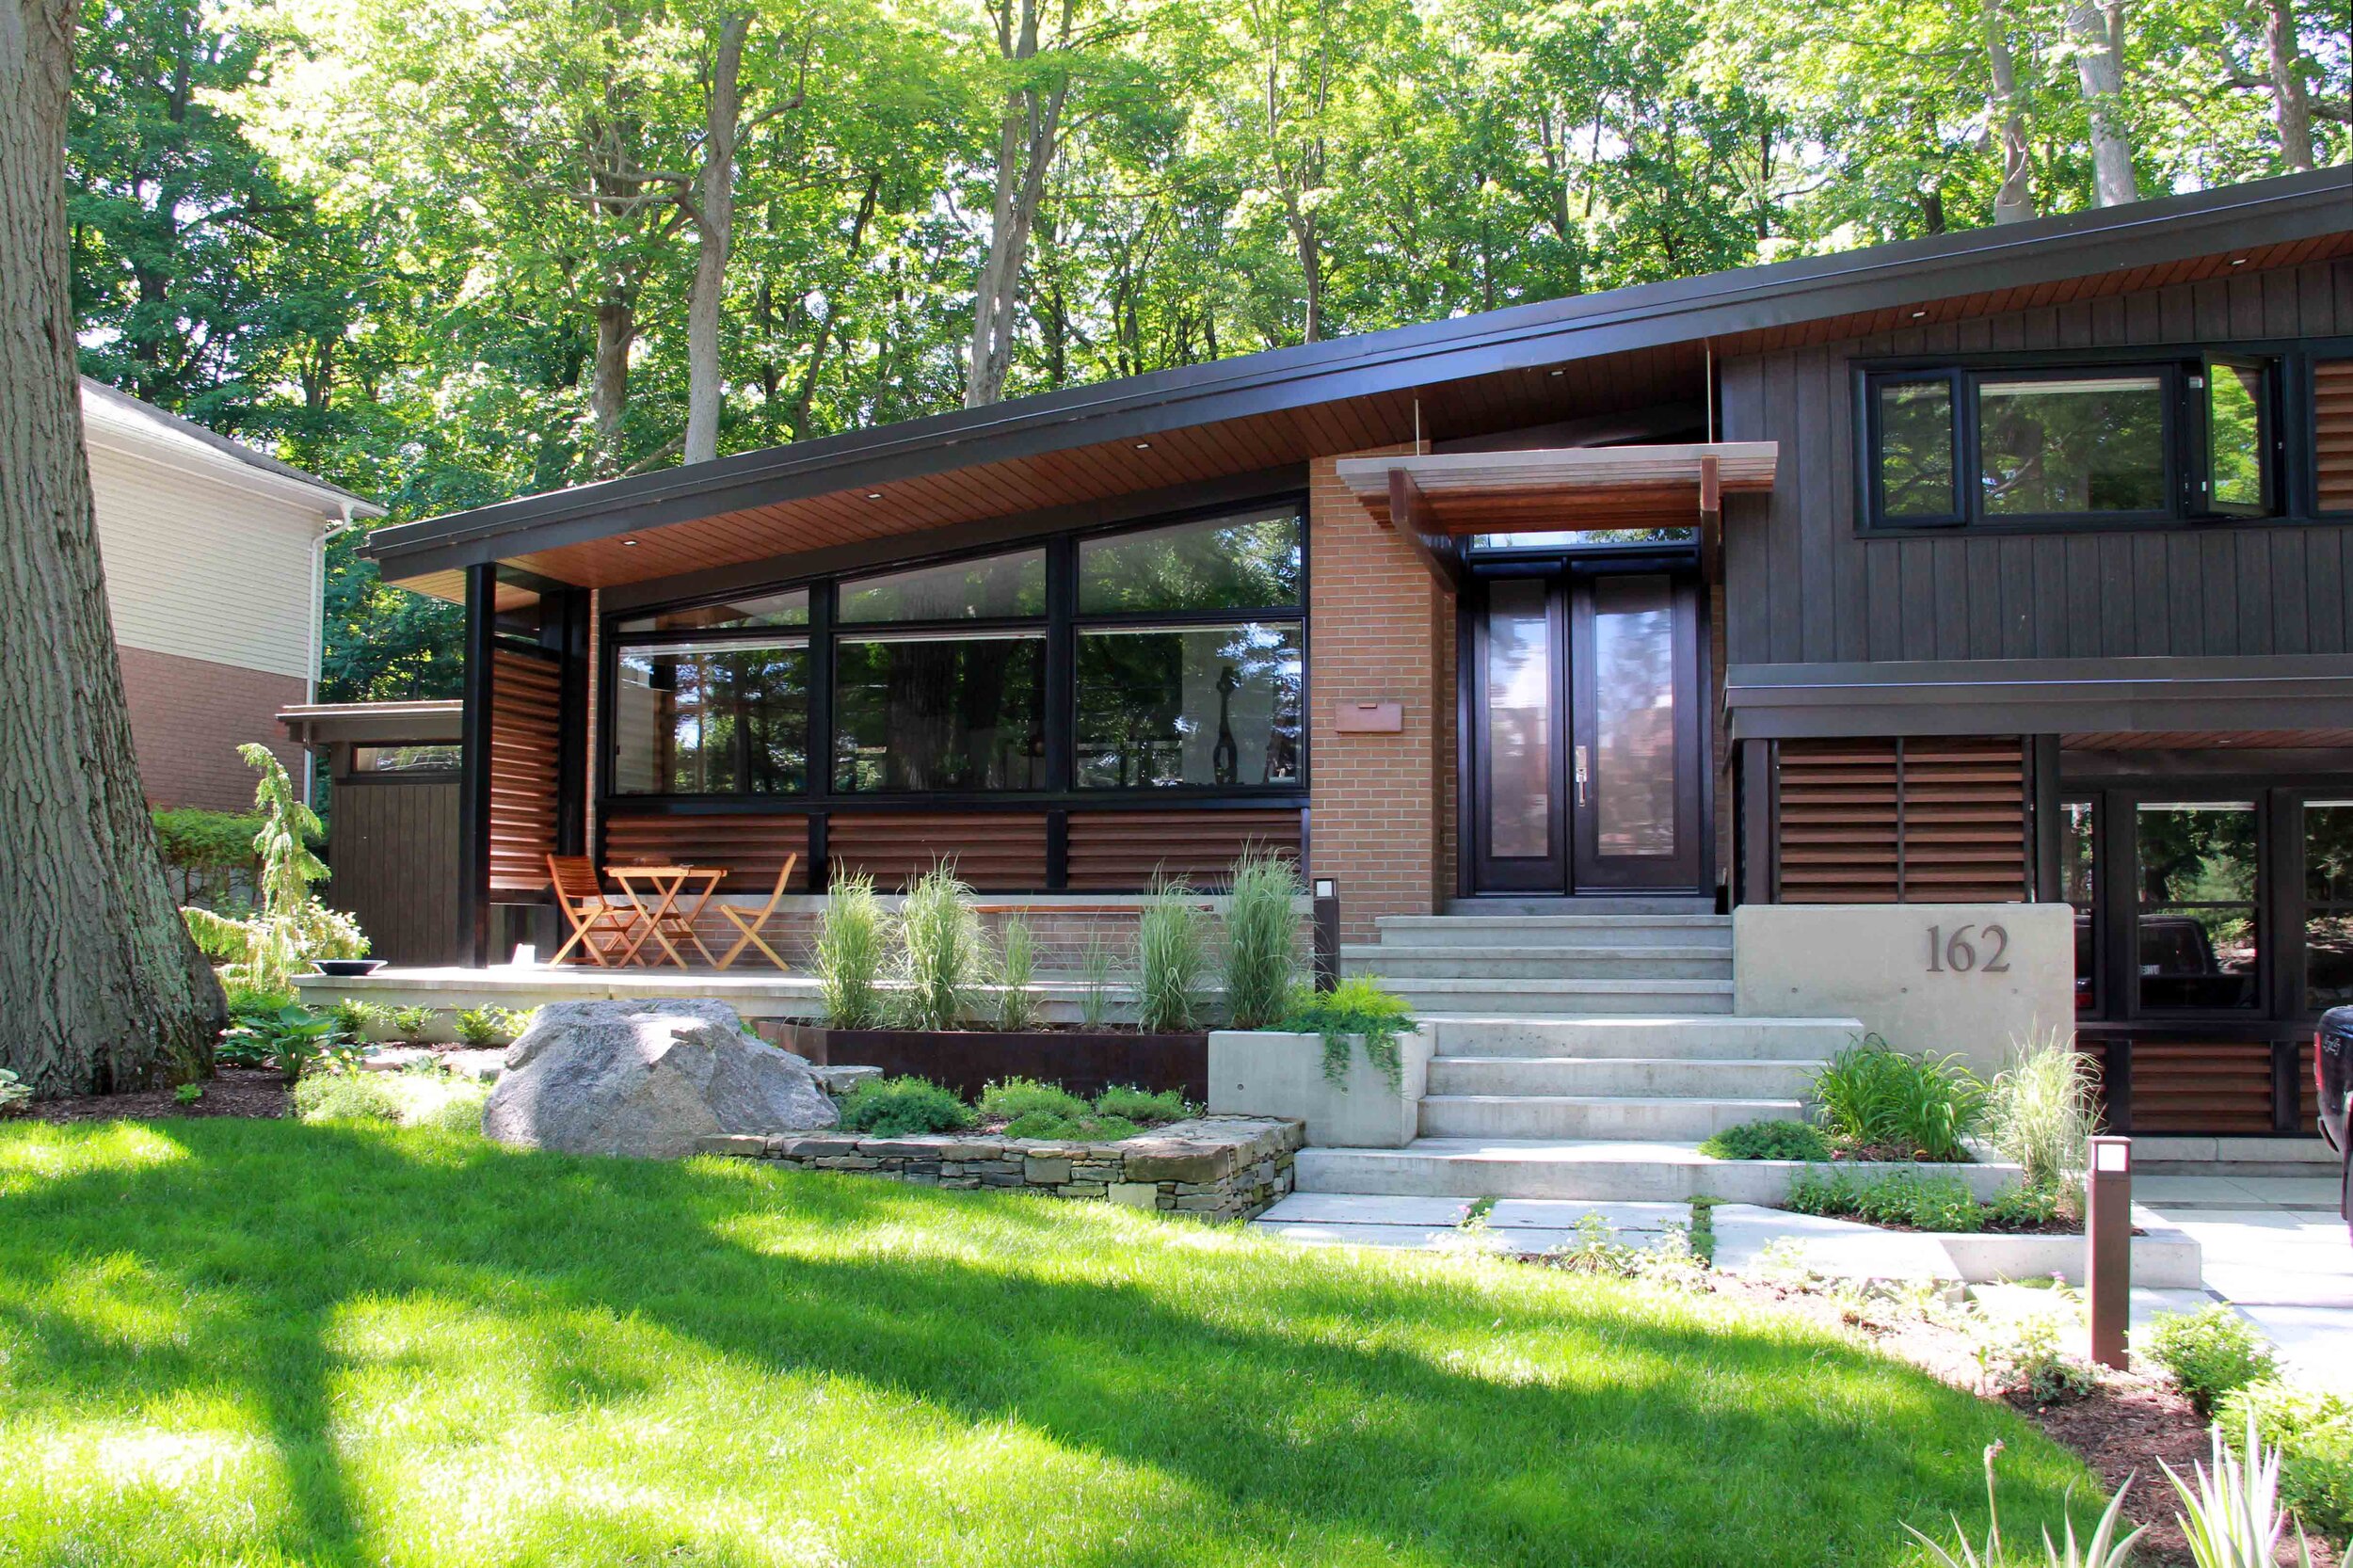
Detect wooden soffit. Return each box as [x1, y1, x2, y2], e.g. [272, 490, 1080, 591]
[1333, 441, 1778, 533]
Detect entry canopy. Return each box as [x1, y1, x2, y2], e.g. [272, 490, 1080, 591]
[1333, 441, 1778, 532]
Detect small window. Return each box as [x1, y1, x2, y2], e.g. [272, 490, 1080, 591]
[1075, 622, 1303, 788]
[832, 631, 1046, 791]
[1875, 377, 1959, 521]
[1467, 527, 1694, 551]
[351, 744, 461, 775]
[1078, 510, 1302, 613]
[2135, 800, 2259, 1012]
[2304, 800, 2353, 1013]
[840, 550, 1044, 623]
[1979, 374, 2169, 517]
[616, 588, 808, 635]
[614, 638, 809, 794]
[2203, 358, 2273, 515]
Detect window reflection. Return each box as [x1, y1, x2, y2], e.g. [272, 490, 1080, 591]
[2207, 362, 2270, 512]
[1077, 511, 1301, 613]
[1591, 574, 1675, 856]
[616, 588, 808, 634]
[2061, 799, 2096, 1015]
[1980, 376, 2168, 516]
[833, 632, 1046, 791]
[840, 551, 1045, 622]
[1878, 379, 1956, 519]
[2304, 801, 2353, 1011]
[615, 640, 809, 795]
[1484, 580, 1551, 859]
[1076, 624, 1301, 788]
[2135, 801, 2258, 1011]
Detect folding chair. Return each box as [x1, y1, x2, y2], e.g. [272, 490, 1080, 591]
[716, 854, 800, 970]
[546, 855, 644, 967]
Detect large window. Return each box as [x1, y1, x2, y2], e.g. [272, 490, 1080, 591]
[2304, 801, 2353, 1012]
[834, 632, 1046, 792]
[614, 639, 809, 795]
[1979, 375, 2168, 516]
[2135, 800, 2260, 1012]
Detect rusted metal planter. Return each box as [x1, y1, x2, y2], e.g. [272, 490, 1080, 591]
[776, 1024, 1209, 1101]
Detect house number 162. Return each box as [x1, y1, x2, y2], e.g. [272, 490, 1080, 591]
[1926, 923, 2009, 974]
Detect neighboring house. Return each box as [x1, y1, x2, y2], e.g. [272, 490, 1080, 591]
[81, 378, 385, 809]
[360, 168, 2353, 1141]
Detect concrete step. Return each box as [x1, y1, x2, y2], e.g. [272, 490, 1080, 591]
[1295, 1139, 2020, 1203]
[1445, 896, 1718, 917]
[1385, 979, 1736, 1016]
[1342, 943, 1733, 981]
[1419, 1094, 1803, 1141]
[1426, 1054, 1823, 1098]
[1418, 1015, 1863, 1060]
[1376, 915, 1731, 948]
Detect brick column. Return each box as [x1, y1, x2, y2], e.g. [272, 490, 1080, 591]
[1307, 448, 1456, 942]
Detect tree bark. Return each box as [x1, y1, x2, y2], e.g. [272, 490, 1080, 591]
[1983, 0, 2036, 222]
[2262, 0, 2316, 171]
[681, 12, 749, 466]
[2066, 0, 2137, 205]
[965, 0, 1071, 409]
[0, 0, 225, 1096]
[588, 293, 635, 475]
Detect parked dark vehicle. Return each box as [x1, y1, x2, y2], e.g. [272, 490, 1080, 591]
[2318, 1008, 2353, 1240]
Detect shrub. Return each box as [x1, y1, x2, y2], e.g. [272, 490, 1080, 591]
[326, 998, 386, 1040]
[0, 1069, 30, 1113]
[222, 1002, 360, 1083]
[408, 1080, 489, 1134]
[151, 806, 265, 905]
[1135, 881, 1211, 1033]
[222, 980, 295, 1015]
[1989, 1026, 2102, 1194]
[1810, 1033, 1989, 1161]
[1220, 851, 1300, 1029]
[173, 1083, 205, 1106]
[1078, 934, 1123, 1029]
[2166, 1409, 2326, 1568]
[996, 917, 1042, 1032]
[1784, 1166, 1985, 1232]
[293, 1073, 402, 1124]
[1279, 975, 1416, 1092]
[453, 1006, 512, 1047]
[1983, 1180, 2069, 1230]
[1972, 1311, 2100, 1404]
[814, 873, 888, 1029]
[2144, 1305, 2277, 1417]
[977, 1077, 1089, 1125]
[890, 865, 987, 1031]
[1698, 1118, 1832, 1160]
[1094, 1084, 1191, 1125]
[179, 745, 367, 1002]
[1003, 1110, 1144, 1142]
[391, 1005, 435, 1041]
[2221, 1380, 2353, 1539]
[836, 1076, 974, 1137]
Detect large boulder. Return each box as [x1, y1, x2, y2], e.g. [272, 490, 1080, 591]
[483, 1000, 838, 1159]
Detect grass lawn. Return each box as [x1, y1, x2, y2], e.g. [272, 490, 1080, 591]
[0, 1118, 2096, 1567]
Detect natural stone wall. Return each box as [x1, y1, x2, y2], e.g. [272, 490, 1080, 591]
[697, 1114, 1303, 1222]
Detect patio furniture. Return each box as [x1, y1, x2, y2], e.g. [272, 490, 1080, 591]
[716, 854, 800, 970]
[608, 863, 728, 968]
[547, 855, 644, 967]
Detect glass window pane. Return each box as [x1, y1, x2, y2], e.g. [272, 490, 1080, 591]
[832, 632, 1046, 791]
[2305, 801, 2353, 1012]
[1075, 622, 1303, 788]
[1877, 379, 1956, 519]
[2135, 801, 2258, 1011]
[351, 744, 461, 774]
[840, 551, 1044, 623]
[614, 640, 809, 795]
[2208, 362, 2269, 511]
[1980, 375, 2168, 516]
[1591, 574, 1675, 856]
[1078, 510, 1302, 614]
[1484, 579, 1551, 859]
[616, 588, 808, 634]
[2061, 799, 2097, 1015]
[1469, 528, 1695, 551]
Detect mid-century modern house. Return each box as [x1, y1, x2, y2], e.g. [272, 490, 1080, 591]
[353, 168, 2353, 1149]
[83, 377, 385, 808]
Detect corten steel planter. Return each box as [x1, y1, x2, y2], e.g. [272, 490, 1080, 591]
[777, 1024, 1209, 1101]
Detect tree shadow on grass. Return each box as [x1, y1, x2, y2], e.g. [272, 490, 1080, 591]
[0, 1120, 2090, 1567]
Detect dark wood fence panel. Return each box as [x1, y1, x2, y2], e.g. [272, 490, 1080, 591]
[489, 648, 562, 893]
[827, 811, 1048, 890]
[601, 813, 810, 890]
[1065, 808, 1306, 891]
[1774, 736, 2026, 903]
[328, 778, 461, 966]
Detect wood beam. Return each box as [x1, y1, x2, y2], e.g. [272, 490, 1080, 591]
[1386, 468, 1462, 590]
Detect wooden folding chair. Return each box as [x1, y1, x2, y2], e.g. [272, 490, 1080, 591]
[716, 854, 799, 970]
[546, 855, 644, 967]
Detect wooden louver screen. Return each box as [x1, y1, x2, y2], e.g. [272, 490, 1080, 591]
[2318, 359, 2353, 514]
[1774, 736, 2027, 904]
[1064, 808, 1303, 891]
[488, 648, 562, 892]
[602, 814, 808, 888]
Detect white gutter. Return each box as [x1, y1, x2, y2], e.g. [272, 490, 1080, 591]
[308, 500, 360, 799]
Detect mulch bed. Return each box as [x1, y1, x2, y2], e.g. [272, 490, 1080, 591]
[17, 1068, 289, 1125]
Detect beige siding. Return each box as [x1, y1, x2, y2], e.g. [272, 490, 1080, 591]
[86, 439, 324, 681]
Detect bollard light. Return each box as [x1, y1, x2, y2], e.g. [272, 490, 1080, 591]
[2086, 1134, 2132, 1369]
[1313, 878, 1336, 899]
[509, 942, 537, 968]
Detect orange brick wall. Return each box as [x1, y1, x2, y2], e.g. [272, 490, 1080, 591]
[119, 643, 309, 810]
[1308, 448, 1457, 941]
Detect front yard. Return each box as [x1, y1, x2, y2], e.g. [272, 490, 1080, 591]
[0, 1117, 2092, 1567]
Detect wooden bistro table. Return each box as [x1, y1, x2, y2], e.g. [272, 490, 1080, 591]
[607, 864, 728, 968]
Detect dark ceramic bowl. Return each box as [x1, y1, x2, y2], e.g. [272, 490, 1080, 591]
[311, 958, 388, 978]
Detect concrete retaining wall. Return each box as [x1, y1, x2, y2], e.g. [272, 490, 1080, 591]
[1207, 1029, 1431, 1147]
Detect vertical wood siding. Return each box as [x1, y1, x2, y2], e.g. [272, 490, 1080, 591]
[328, 778, 461, 966]
[1721, 258, 2353, 665]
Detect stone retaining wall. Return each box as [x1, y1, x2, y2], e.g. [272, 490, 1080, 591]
[697, 1115, 1303, 1222]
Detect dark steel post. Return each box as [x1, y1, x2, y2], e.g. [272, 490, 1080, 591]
[1311, 878, 1340, 991]
[2086, 1134, 2132, 1370]
[457, 564, 496, 968]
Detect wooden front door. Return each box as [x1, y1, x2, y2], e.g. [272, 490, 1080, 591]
[1469, 567, 1704, 895]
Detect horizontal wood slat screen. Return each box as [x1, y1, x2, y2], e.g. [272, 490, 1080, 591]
[488, 649, 562, 893]
[2299, 1038, 2318, 1133]
[1774, 736, 2026, 903]
[2130, 1041, 2276, 1135]
[2318, 359, 2353, 514]
[827, 812, 1048, 890]
[1065, 808, 1304, 891]
[601, 814, 809, 889]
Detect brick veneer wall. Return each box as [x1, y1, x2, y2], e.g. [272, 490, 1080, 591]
[1308, 447, 1456, 941]
[118, 644, 308, 810]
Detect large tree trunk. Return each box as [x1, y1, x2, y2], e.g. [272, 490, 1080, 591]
[2262, 0, 2316, 172]
[965, 0, 1069, 409]
[588, 293, 635, 475]
[681, 12, 749, 466]
[0, 0, 224, 1096]
[2066, 0, 2137, 205]
[1983, 0, 2036, 222]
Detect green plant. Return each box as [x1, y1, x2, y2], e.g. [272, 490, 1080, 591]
[995, 917, 1041, 1032]
[1908, 1441, 2146, 1568]
[497, 1007, 538, 1040]
[1989, 1027, 2102, 1195]
[453, 1006, 512, 1047]
[0, 1069, 30, 1113]
[1278, 975, 1416, 1092]
[2220, 1381, 2353, 1539]
[814, 873, 888, 1029]
[173, 1083, 205, 1106]
[1973, 1313, 2100, 1405]
[889, 865, 988, 1032]
[977, 1077, 1090, 1126]
[1220, 851, 1300, 1029]
[392, 1005, 435, 1042]
[2165, 1409, 2321, 1568]
[1985, 1181, 2069, 1230]
[1078, 934, 1122, 1029]
[1810, 1032, 1989, 1161]
[835, 1075, 974, 1137]
[1698, 1118, 1832, 1160]
[150, 806, 266, 905]
[1093, 1084, 1191, 1125]
[222, 980, 295, 1015]
[1134, 880, 1211, 1033]
[221, 1003, 356, 1084]
[2144, 1306, 2278, 1418]
[326, 998, 386, 1040]
[178, 745, 368, 996]
[1784, 1166, 1986, 1232]
[293, 1073, 402, 1124]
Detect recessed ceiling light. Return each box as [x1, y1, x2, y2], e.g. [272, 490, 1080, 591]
[866, 492, 883, 501]
[1548, 368, 1564, 376]
[1134, 441, 1151, 451]
[1912, 310, 1928, 319]
[2230, 256, 2248, 265]
[620, 537, 638, 547]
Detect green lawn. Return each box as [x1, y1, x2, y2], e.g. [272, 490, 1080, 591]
[0, 1118, 2094, 1567]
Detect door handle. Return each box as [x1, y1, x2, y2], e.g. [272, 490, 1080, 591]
[1574, 744, 1589, 807]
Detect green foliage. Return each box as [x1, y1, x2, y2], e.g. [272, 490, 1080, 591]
[1279, 975, 1416, 1093]
[2144, 1306, 2278, 1418]
[1698, 1118, 1832, 1160]
[1983, 1181, 2069, 1230]
[180, 747, 367, 995]
[889, 866, 987, 1032]
[1810, 1033, 1989, 1161]
[814, 874, 888, 1030]
[1220, 852, 1301, 1030]
[834, 1076, 974, 1137]
[1092, 1085, 1191, 1126]
[2164, 1410, 2323, 1568]
[453, 1006, 515, 1047]
[1784, 1166, 1987, 1232]
[0, 1070, 30, 1112]
[220, 1002, 363, 1083]
[1134, 882, 1211, 1034]
[1972, 1310, 2100, 1405]
[981, 1080, 1193, 1141]
[1907, 1440, 2144, 1568]
[173, 1083, 205, 1106]
[326, 999, 386, 1039]
[1989, 1027, 2102, 1194]
[977, 1078, 1090, 1126]
[293, 1073, 402, 1124]
[1078, 935, 1122, 1030]
[391, 1006, 434, 1041]
[150, 808, 266, 905]
[2220, 1381, 2353, 1540]
[995, 917, 1041, 1032]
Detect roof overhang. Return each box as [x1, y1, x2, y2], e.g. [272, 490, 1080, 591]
[278, 700, 463, 747]
[1335, 442, 1776, 531]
